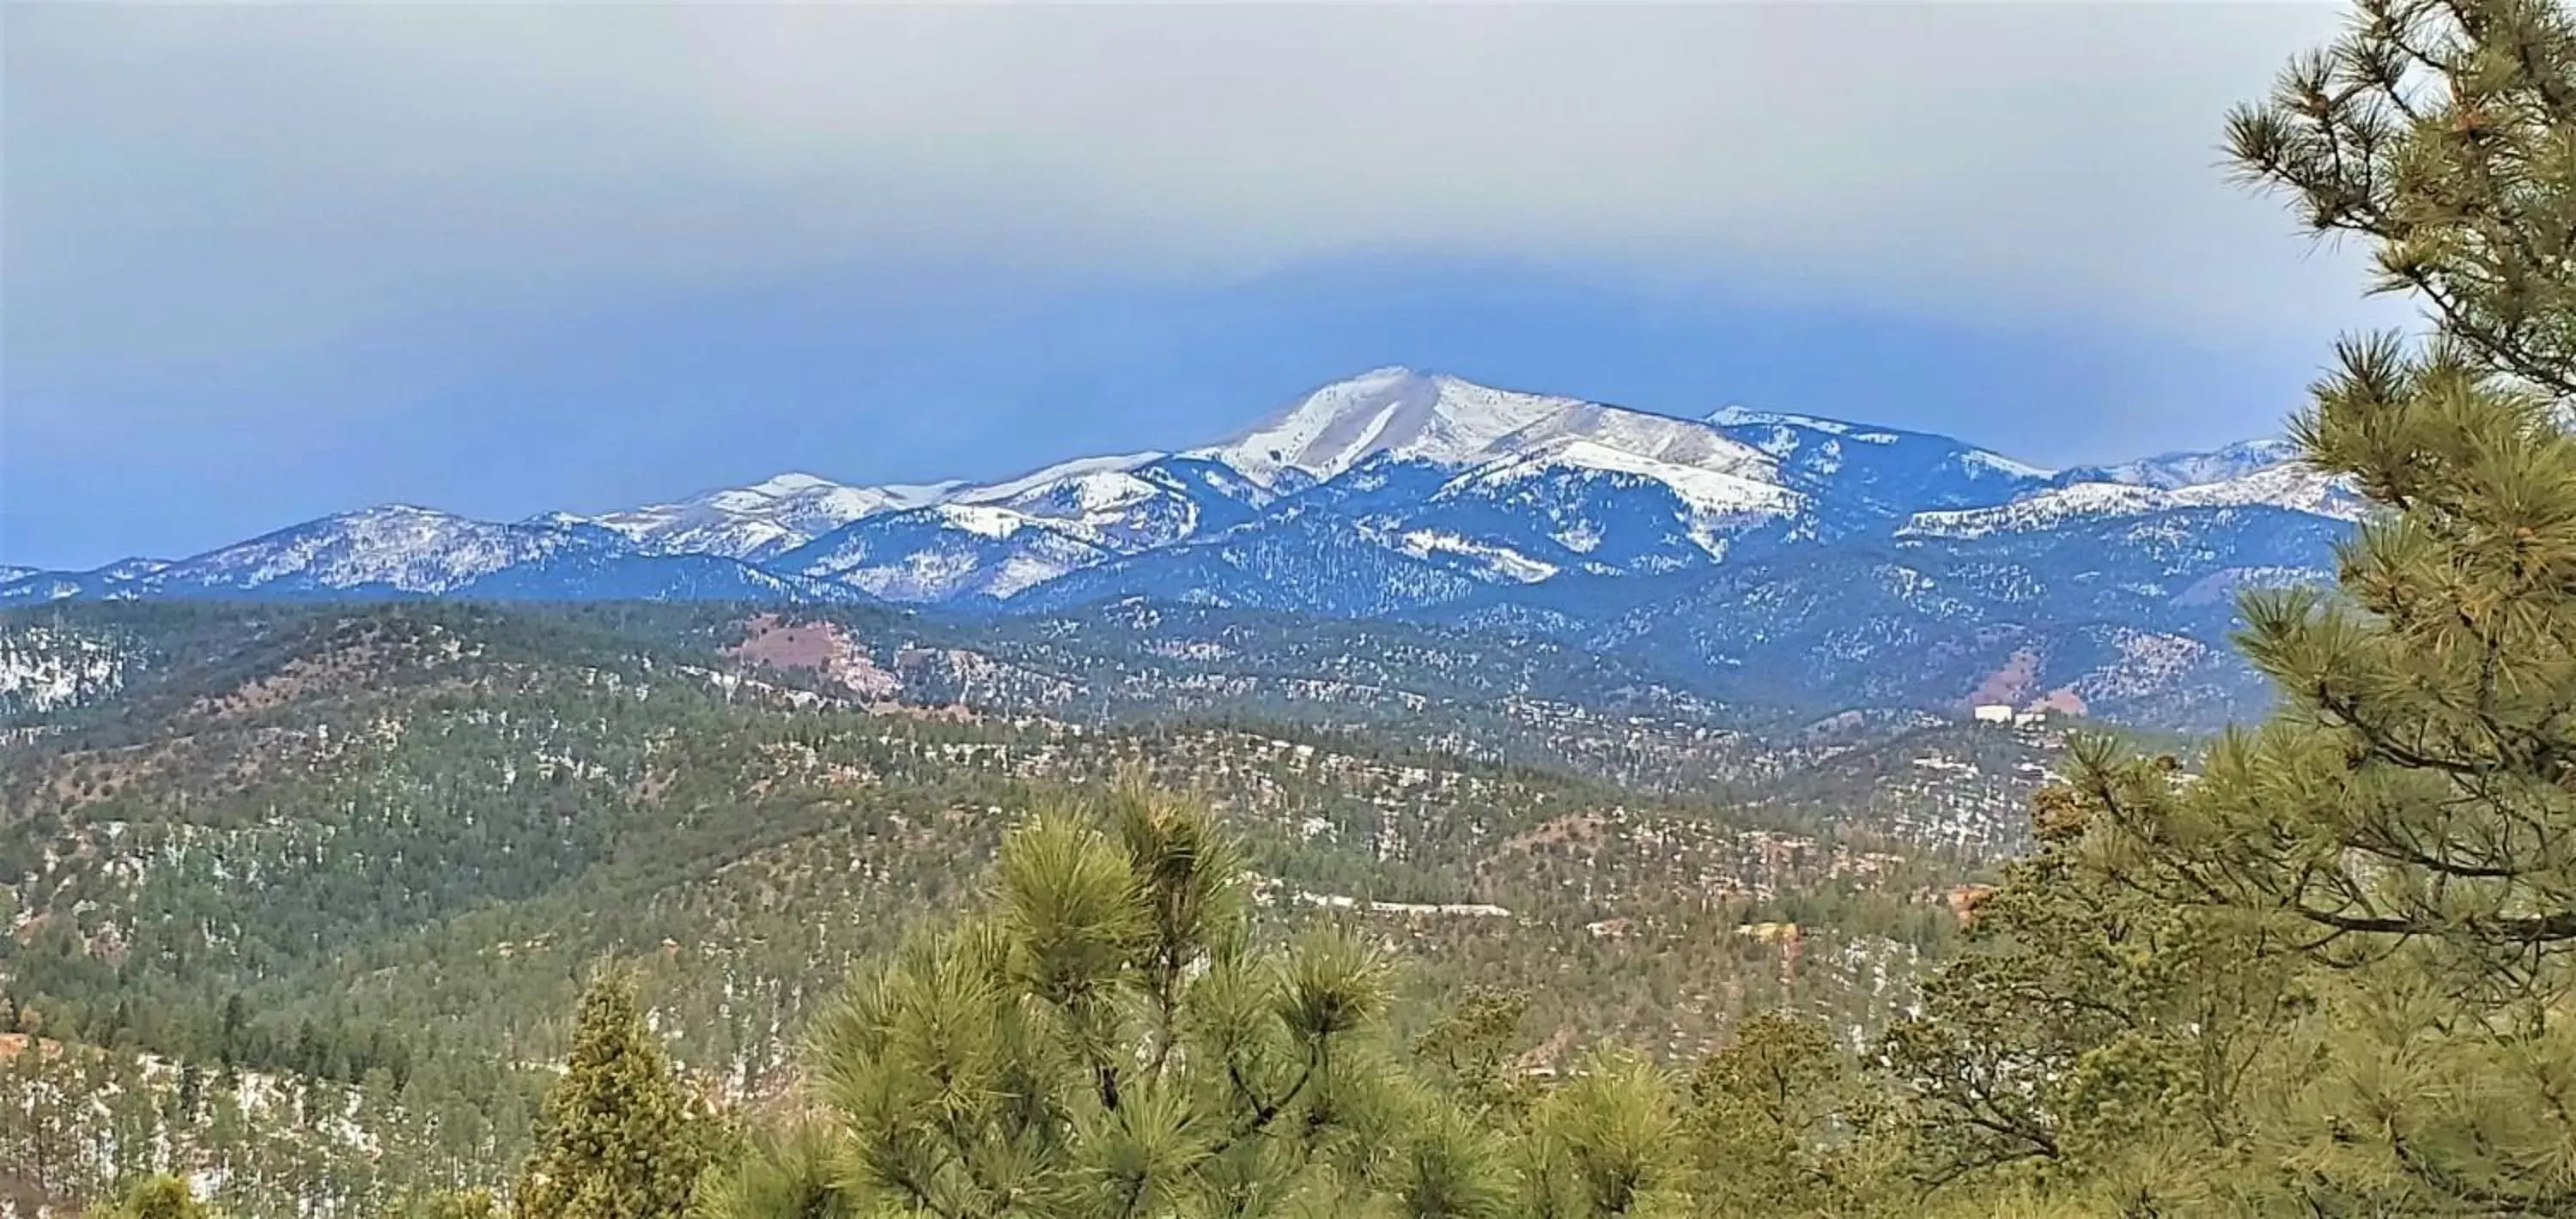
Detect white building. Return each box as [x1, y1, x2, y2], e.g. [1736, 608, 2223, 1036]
[1971, 703, 2014, 724]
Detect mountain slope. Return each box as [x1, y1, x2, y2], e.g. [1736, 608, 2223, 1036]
[2056, 438, 2300, 488]
[1704, 407, 2054, 527]
[574, 472, 964, 561]
[777, 455, 1273, 601]
[1901, 461, 2367, 539]
[3, 506, 864, 604]
[0, 557, 177, 603]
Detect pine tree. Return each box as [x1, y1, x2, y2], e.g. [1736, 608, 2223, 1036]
[84, 1175, 210, 1219]
[1878, 764, 2326, 1212]
[511, 970, 713, 1219]
[693, 1120, 863, 1219]
[1411, 987, 1533, 1122]
[1970, 0, 2576, 1208]
[783, 778, 1690, 1216]
[1519, 1047, 1685, 1219]
[2191, 0, 2576, 997]
[1684, 1011, 1892, 1217]
[805, 783, 1386, 1216]
[2228, 0, 2576, 401]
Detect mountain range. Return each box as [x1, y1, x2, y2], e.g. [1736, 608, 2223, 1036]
[1, 367, 2361, 728]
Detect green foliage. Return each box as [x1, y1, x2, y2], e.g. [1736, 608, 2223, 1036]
[383, 1188, 503, 1219]
[1879, 764, 2308, 1196]
[768, 789, 1908, 1219]
[805, 781, 1427, 1216]
[0, 595, 1944, 1216]
[692, 1121, 865, 1219]
[83, 1175, 210, 1219]
[512, 970, 715, 1219]
[1865, 3, 2576, 1211]
[1684, 1011, 1891, 1216]
[1521, 1048, 1684, 1219]
[1412, 987, 1533, 1120]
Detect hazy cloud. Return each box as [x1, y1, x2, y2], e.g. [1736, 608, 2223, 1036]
[9, 1, 2379, 391]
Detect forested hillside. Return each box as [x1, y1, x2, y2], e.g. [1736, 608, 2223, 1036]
[0, 600, 1997, 1215]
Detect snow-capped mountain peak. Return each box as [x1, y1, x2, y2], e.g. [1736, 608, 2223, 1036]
[744, 471, 838, 494]
[1194, 368, 1607, 484]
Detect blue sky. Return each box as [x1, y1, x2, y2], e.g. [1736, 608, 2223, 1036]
[3, 3, 2398, 570]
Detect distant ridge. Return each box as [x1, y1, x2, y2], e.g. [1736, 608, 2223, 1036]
[1, 368, 2355, 729]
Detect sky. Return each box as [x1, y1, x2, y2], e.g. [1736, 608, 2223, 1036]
[3, 1, 2412, 571]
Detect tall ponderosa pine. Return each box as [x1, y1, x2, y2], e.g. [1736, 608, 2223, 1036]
[511, 971, 713, 1219]
[1898, 0, 2576, 1210]
[2192, 0, 2576, 998]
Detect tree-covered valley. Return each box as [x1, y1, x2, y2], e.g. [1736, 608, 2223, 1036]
[0, 597, 2011, 1216]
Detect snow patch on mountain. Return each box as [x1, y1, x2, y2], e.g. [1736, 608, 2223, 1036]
[0, 624, 137, 714]
[941, 504, 1045, 541]
[2167, 464, 2367, 518]
[94, 558, 174, 582]
[1898, 461, 2366, 539]
[1707, 406, 1901, 445]
[154, 506, 593, 594]
[790, 514, 1112, 601]
[1460, 439, 1801, 520]
[1385, 530, 1559, 583]
[1900, 483, 2170, 538]
[3, 507, 849, 604]
[2057, 439, 2300, 490]
[2172, 564, 2336, 607]
[1704, 407, 2054, 525]
[951, 453, 1164, 506]
[776, 455, 1273, 602]
[0, 558, 179, 604]
[1710, 409, 2050, 476]
[1962, 449, 2052, 479]
[580, 472, 963, 561]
